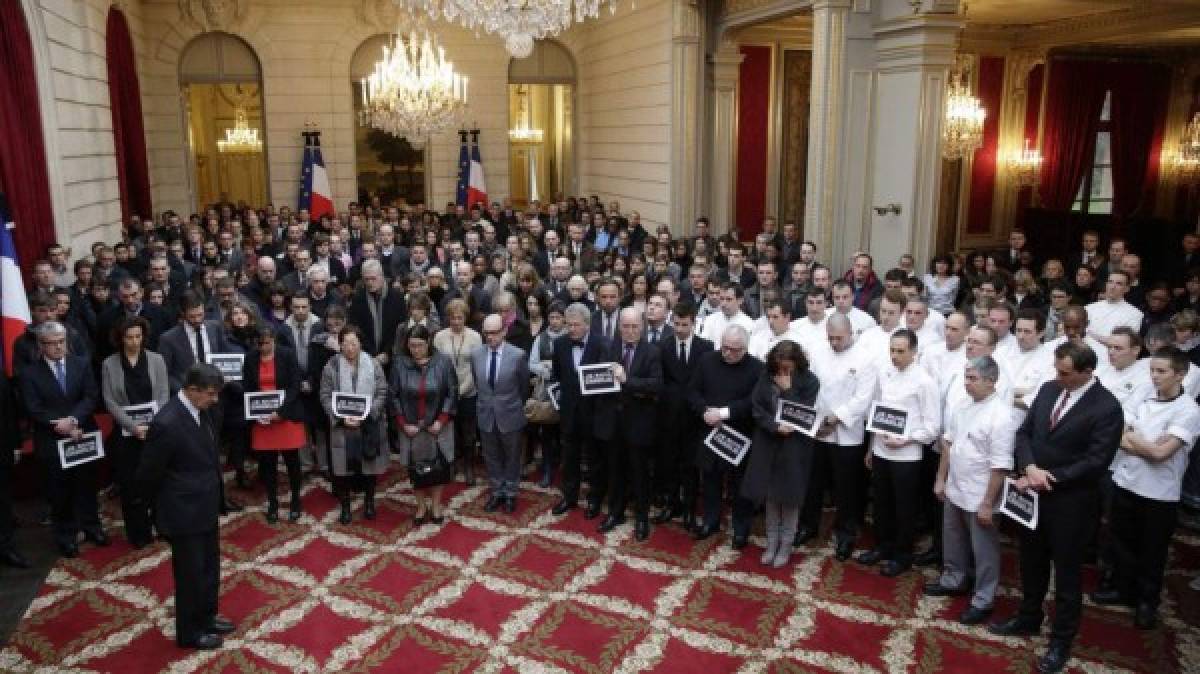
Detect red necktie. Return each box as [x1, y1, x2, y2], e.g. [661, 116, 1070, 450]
[1050, 390, 1069, 429]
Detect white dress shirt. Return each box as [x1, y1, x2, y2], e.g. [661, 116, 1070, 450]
[699, 310, 756, 342]
[1112, 394, 1200, 502]
[943, 391, 1017, 512]
[178, 389, 202, 426]
[791, 314, 828, 348]
[813, 342, 878, 446]
[871, 361, 941, 462]
[1096, 359, 1152, 424]
[825, 306, 877, 339]
[189, 323, 212, 361]
[748, 329, 803, 361]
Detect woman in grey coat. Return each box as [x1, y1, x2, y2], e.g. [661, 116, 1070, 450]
[101, 316, 170, 547]
[320, 326, 390, 524]
[391, 324, 457, 524]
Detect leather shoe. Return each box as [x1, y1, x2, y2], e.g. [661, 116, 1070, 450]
[958, 605, 992, 626]
[913, 547, 941, 567]
[0, 546, 30, 569]
[597, 515, 625, 533]
[792, 526, 816, 546]
[484, 494, 504, 513]
[58, 542, 80, 558]
[209, 616, 236, 634]
[880, 559, 911, 578]
[1036, 641, 1070, 673]
[551, 498, 576, 516]
[503, 497, 517, 514]
[265, 504, 279, 524]
[681, 511, 696, 531]
[692, 523, 718, 541]
[731, 533, 749, 550]
[634, 519, 649, 542]
[651, 505, 678, 525]
[220, 499, 244, 514]
[338, 502, 353, 525]
[1134, 603, 1159, 630]
[834, 539, 854, 562]
[83, 529, 111, 547]
[179, 633, 223, 650]
[584, 502, 602, 520]
[855, 549, 884, 566]
[363, 499, 376, 520]
[988, 615, 1041, 637]
[1089, 588, 1134, 607]
[923, 582, 970, 597]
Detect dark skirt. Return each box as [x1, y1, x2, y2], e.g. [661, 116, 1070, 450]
[740, 429, 813, 507]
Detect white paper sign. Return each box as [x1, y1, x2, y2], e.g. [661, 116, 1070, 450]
[704, 424, 752, 466]
[547, 382, 562, 411]
[58, 431, 105, 469]
[332, 392, 370, 420]
[578, 363, 621, 395]
[244, 390, 286, 421]
[867, 401, 909, 438]
[120, 402, 158, 437]
[776, 400, 820, 437]
[206, 352, 245, 382]
[998, 477, 1039, 530]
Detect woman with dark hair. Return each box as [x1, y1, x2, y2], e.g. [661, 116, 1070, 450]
[528, 300, 566, 487]
[425, 229, 448, 267]
[623, 274, 651, 313]
[741, 340, 820, 568]
[101, 316, 169, 548]
[958, 250, 989, 307]
[243, 326, 306, 523]
[393, 291, 441, 353]
[1071, 265, 1099, 305]
[526, 289, 549, 339]
[392, 324, 458, 523]
[223, 301, 258, 487]
[265, 282, 291, 331]
[671, 239, 692, 276]
[320, 326, 390, 524]
[923, 254, 958, 316]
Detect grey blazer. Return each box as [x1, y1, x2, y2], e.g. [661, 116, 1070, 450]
[471, 342, 530, 434]
[101, 350, 170, 435]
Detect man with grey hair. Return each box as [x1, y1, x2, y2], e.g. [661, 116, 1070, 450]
[689, 324, 764, 549]
[305, 264, 343, 319]
[19, 320, 103, 558]
[927, 355, 1017, 625]
[349, 258, 407, 364]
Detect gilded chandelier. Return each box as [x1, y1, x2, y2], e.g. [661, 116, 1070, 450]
[398, 0, 620, 58]
[941, 56, 986, 160]
[358, 28, 468, 148]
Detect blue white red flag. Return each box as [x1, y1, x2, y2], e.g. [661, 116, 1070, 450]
[455, 131, 469, 207]
[298, 131, 334, 221]
[0, 195, 31, 376]
[468, 135, 488, 209]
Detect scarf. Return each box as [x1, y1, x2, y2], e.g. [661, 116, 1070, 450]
[336, 350, 376, 399]
[365, 286, 386, 349]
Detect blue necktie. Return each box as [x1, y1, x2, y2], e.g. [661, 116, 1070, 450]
[488, 350, 498, 389]
[54, 360, 66, 394]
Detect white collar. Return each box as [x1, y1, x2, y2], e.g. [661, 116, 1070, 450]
[177, 389, 202, 426]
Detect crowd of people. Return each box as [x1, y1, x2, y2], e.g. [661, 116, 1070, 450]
[2, 198, 1199, 671]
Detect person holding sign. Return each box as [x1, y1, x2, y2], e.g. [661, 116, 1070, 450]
[1092, 346, 1200, 630]
[18, 321, 104, 558]
[320, 326, 390, 525]
[990, 341, 1122, 674]
[688, 324, 764, 549]
[856, 329, 940, 577]
[101, 316, 169, 548]
[927, 356, 1016, 625]
[138, 363, 231, 650]
[392, 325, 458, 524]
[742, 341, 820, 568]
[243, 327, 306, 524]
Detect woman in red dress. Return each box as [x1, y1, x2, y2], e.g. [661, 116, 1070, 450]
[243, 326, 307, 523]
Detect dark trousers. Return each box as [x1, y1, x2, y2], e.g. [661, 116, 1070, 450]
[258, 450, 302, 505]
[654, 421, 695, 509]
[170, 528, 220, 644]
[870, 456, 921, 561]
[607, 433, 650, 520]
[918, 446, 942, 553]
[0, 458, 13, 546]
[114, 437, 153, 545]
[1017, 487, 1096, 643]
[802, 442, 866, 543]
[701, 461, 753, 537]
[1108, 485, 1177, 610]
[42, 452, 101, 547]
[333, 473, 376, 500]
[532, 424, 560, 473]
[561, 428, 605, 506]
[455, 395, 478, 464]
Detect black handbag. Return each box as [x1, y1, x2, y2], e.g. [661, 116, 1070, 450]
[409, 451, 451, 488]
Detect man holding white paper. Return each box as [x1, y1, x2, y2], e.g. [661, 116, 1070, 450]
[928, 356, 1015, 625]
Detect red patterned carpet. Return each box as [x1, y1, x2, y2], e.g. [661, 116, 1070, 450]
[2, 472, 1199, 673]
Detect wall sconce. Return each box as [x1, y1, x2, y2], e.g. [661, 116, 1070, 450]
[873, 203, 902, 216]
[1007, 138, 1043, 188]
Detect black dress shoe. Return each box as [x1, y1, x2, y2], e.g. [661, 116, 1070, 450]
[1036, 641, 1070, 673]
[1089, 588, 1134, 607]
[988, 615, 1041, 637]
[792, 526, 816, 546]
[913, 547, 941, 567]
[634, 519, 650, 542]
[503, 497, 517, 513]
[692, 524, 718, 541]
[855, 549, 884, 565]
[584, 502, 602, 520]
[288, 504, 302, 522]
[651, 506, 676, 525]
[179, 633, 223, 650]
[209, 616, 236, 634]
[681, 512, 696, 531]
[220, 499, 244, 514]
[923, 581, 970, 597]
[731, 534, 749, 550]
[880, 559, 911, 577]
[59, 542, 80, 558]
[597, 515, 625, 533]
[834, 539, 854, 562]
[338, 502, 353, 525]
[265, 504, 279, 524]
[0, 547, 30, 569]
[364, 499, 377, 520]
[484, 494, 504, 512]
[1134, 603, 1159, 630]
[958, 605, 992, 625]
[552, 499, 576, 516]
[429, 515, 445, 524]
[83, 529, 111, 546]
[413, 513, 428, 526]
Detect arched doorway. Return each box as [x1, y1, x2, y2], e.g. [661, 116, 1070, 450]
[508, 40, 576, 208]
[350, 35, 428, 208]
[179, 32, 267, 210]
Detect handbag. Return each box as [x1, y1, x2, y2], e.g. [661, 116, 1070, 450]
[407, 431, 452, 488]
[524, 375, 560, 425]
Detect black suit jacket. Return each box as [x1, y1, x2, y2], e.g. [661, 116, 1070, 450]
[18, 354, 98, 458]
[138, 396, 221, 536]
[659, 336, 713, 429]
[551, 332, 614, 437]
[347, 287, 408, 358]
[643, 323, 674, 346]
[590, 309, 621, 342]
[607, 338, 663, 444]
[97, 304, 170, 359]
[1015, 379, 1123, 491]
[505, 319, 534, 356]
[242, 347, 305, 422]
[159, 321, 232, 393]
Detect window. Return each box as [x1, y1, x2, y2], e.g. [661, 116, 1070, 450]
[1072, 90, 1113, 215]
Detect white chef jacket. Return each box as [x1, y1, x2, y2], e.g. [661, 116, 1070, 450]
[943, 391, 1017, 512]
[813, 341, 878, 446]
[870, 361, 942, 462]
[1112, 394, 1200, 502]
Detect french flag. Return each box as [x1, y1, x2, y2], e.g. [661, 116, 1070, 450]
[455, 130, 469, 207]
[0, 195, 31, 376]
[467, 131, 488, 209]
[299, 130, 334, 221]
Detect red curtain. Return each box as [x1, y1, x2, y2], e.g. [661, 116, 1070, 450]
[735, 46, 771, 239]
[106, 8, 152, 223]
[965, 56, 1005, 234]
[0, 0, 55, 271]
[1038, 60, 1110, 210]
[1109, 62, 1170, 218]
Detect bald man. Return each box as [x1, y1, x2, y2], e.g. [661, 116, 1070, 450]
[472, 314, 530, 513]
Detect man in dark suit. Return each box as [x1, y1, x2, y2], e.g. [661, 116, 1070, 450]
[643, 294, 674, 346]
[551, 303, 615, 518]
[599, 307, 663, 540]
[0, 373, 29, 567]
[348, 259, 407, 367]
[590, 278, 622, 341]
[139, 363, 233, 650]
[990, 341, 1123, 674]
[96, 278, 169, 361]
[17, 321, 104, 557]
[160, 291, 232, 394]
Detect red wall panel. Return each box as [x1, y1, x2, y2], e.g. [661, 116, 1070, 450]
[965, 56, 1006, 234]
[735, 46, 771, 240]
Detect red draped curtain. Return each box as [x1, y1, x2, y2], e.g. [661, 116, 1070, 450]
[106, 7, 152, 223]
[1109, 62, 1170, 218]
[1037, 60, 1110, 211]
[0, 0, 55, 271]
[965, 56, 1006, 234]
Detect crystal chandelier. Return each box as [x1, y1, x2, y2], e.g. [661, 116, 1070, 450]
[508, 87, 544, 143]
[1007, 138, 1043, 187]
[359, 28, 468, 148]
[1175, 112, 1200, 182]
[942, 56, 986, 160]
[399, 0, 620, 58]
[216, 108, 262, 154]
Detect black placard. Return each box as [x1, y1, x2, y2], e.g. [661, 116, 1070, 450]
[776, 400, 819, 437]
[120, 402, 158, 437]
[866, 402, 909, 437]
[704, 424, 752, 466]
[998, 477, 1039, 529]
[332, 392, 370, 420]
[58, 431, 105, 469]
[205, 353, 244, 382]
[244, 391, 286, 421]
[578, 363, 621, 395]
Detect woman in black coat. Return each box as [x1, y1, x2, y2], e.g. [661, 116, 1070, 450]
[243, 327, 307, 522]
[741, 340, 819, 569]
